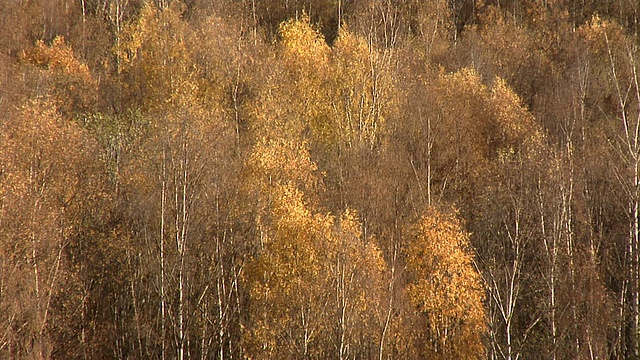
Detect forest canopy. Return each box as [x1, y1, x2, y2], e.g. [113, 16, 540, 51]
[1, 1, 640, 359]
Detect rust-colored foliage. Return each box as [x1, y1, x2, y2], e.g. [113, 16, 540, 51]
[20, 36, 96, 114]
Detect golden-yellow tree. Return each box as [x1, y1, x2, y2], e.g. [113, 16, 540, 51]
[327, 209, 387, 360]
[243, 25, 390, 352]
[243, 178, 388, 359]
[115, 1, 197, 113]
[244, 182, 332, 359]
[405, 208, 486, 359]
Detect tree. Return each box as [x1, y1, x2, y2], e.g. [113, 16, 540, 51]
[115, 1, 196, 112]
[405, 208, 486, 359]
[0, 98, 101, 358]
[243, 131, 325, 358]
[20, 36, 97, 115]
[328, 209, 387, 360]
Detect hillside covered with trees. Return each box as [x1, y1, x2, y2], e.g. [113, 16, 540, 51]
[2, 0, 640, 359]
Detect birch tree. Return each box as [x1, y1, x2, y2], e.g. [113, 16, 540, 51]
[405, 208, 486, 359]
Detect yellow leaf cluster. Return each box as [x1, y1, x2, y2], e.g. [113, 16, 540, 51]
[436, 67, 543, 160]
[490, 77, 542, 147]
[246, 137, 318, 194]
[329, 28, 395, 150]
[244, 182, 329, 357]
[279, 14, 329, 70]
[579, 14, 627, 58]
[116, 2, 198, 111]
[405, 208, 486, 359]
[245, 181, 387, 358]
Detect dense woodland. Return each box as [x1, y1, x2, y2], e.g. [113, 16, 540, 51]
[3, 0, 640, 359]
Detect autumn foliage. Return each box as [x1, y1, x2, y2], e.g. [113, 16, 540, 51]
[2, 1, 640, 359]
